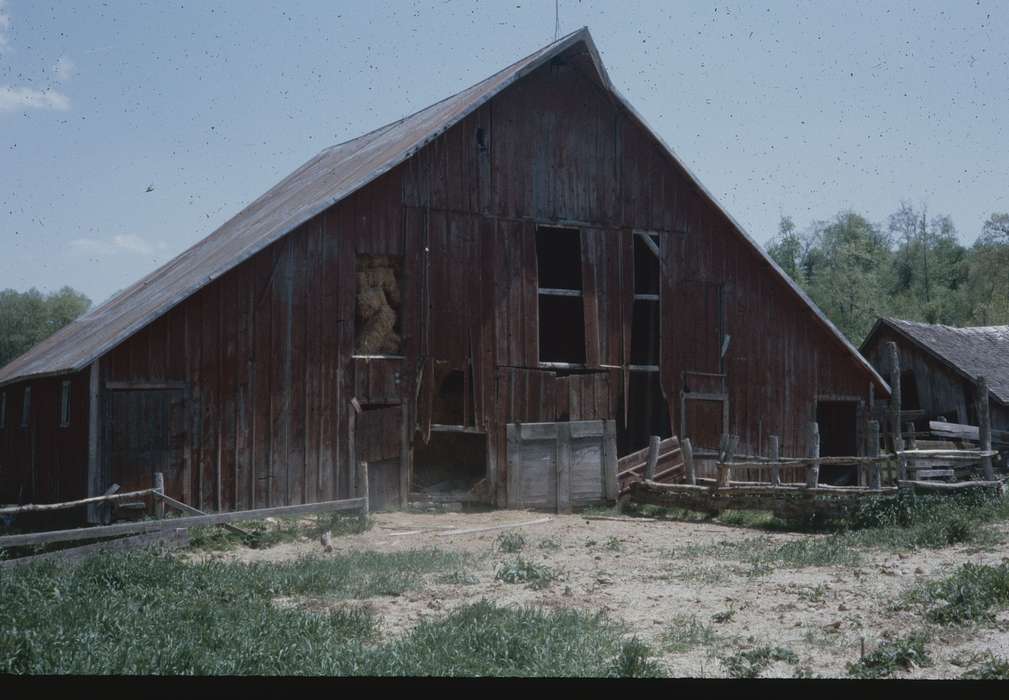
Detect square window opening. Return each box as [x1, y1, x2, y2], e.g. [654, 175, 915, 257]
[536, 226, 582, 291]
[355, 255, 403, 356]
[539, 295, 586, 364]
[633, 234, 660, 295]
[630, 299, 660, 366]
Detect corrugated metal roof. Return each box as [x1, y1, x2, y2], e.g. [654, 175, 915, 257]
[865, 318, 1009, 405]
[0, 27, 886, 393]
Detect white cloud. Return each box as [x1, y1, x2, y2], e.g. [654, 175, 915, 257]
[53, 56, 75, 83]
[0, 85, 70, 112]
[71, 235, 167, 257]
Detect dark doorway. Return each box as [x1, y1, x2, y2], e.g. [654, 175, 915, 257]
[816, 401, 858, 486]
[620, 371, 671, 455]
[413, 432, 487, 497]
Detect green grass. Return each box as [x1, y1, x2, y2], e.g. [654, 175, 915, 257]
[721, 645, 798, 678]
[846, 633, 932, 679]
[958, 653, 1009, 680]
[661, 614, 720, 653]
[188, 512, 370, 552]
[0, 549, 663, 676]
[902, 562, 1009, 625]
[495, 531, 526, 554]
[495, 557, 558, 589]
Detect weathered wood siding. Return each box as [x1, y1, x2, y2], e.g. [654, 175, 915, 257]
[5, 46, 882, 511]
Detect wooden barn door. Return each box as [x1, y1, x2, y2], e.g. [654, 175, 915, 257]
[106, 387, 186, 497]
[353, 404, 404, 511]
[506, 420, 617, 512]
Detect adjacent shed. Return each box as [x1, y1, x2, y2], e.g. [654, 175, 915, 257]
[0, 28, 888, 516]
[861, 317, 1009, 432]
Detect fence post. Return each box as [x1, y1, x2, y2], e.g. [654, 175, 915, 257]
[153, 472, 165, 520]
[887, 342, 903, 454]
[868, 420, 881, 491]
[645, 435, 660, 481]
[683, 438, 696, 486]
[977, 376, 993, 480]
[717, 434, 737, 488]
[358, 460, 370, 516]
[806, 422, 820, 488]
[900, 421, 916, 481]
[769, 435, 781, 487]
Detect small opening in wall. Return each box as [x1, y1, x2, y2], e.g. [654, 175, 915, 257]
[355, 255, 403, 355]
[536, 226, 582, 291]
[59, 380, 71, 428]
[476, 127, 488, 153]
[539, 295, 586, 364]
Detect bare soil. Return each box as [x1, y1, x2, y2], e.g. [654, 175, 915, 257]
[196, 509, 1009, 678]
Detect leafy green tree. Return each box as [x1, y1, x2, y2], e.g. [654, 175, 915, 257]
[766, 216, 806, 283]
[967, 213, 1009, 325]
[0, 287, 92, 367]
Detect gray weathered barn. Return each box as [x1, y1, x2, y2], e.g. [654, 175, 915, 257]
[0, 28, 889, 516]
[861, 317, 1009, 432]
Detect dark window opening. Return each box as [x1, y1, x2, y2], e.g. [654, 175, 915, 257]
[538, 295, 586, 364]
[816, 401, 858, 486]
[620, 370, 671, 454]
[432, 369, 466, 425]
[355, 255, 403, 356]
[413, 432, 487, 494]
[900, 370, 920, 412]
[630, 300, 660, 365]
[59, 380, 71, 428]
[0, 392, 5, 429]
[633, 234, 660, 295]
[20, 386, 31, 429]
[537, 226, 585, 364]
[476, 127, 488, 153]
[536, 226, 582, 291]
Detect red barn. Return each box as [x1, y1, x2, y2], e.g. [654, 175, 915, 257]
[0, 29, 887, 516]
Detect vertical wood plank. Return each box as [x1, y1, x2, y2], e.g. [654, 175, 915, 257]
[556, 421, 571, 514]
[977, 376, 993, 480]
[769, 434, 780, 487]
[806, 422, 820, 488]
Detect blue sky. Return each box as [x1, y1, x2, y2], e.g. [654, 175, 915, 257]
[2, 0, 1007, 307]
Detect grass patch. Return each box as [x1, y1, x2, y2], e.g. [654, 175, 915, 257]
[537, 537, 561, 551]
[495, 531, 526, 553]
[0, 548, 664, 676]
[372, 600, 663, 677]
[495, 557, 558, 589]
[846, 632, 931, 679]
[722, 645, 798, 678]
[661, 614, 720, 653]
[957, 652, 1009, 680]
[668, 535, 862, 570]
[0, 547, 461, 674]
[903, 562, 1009, 625]
[435, 570, 480, 586]
[188, 512, 370, 552]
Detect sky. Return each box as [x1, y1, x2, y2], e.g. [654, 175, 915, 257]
[1, 0, 1007, 308]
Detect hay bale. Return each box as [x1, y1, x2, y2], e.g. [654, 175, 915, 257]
[355, 255, 403, 354]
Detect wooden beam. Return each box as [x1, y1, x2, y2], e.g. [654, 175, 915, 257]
[769, 435, 781, 487]
[0, 529, 190, 569]
[806, 422, 820, 488]
[977, 376, 994, 480]
[154, 492, 250, 537]
[868, 420, 881, 491]
[86, 360, 102, 524]
[0, 497, 366, 549]
[683, 437, 696, 486]
[645, 435, 660, 480]
[886, 341, 903, 453]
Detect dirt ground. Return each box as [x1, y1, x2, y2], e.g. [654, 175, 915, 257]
[198, 509, 1009, 678]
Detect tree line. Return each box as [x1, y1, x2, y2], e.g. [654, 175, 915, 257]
[766, 204, 1009, 344]
[0, 288, 92, 368]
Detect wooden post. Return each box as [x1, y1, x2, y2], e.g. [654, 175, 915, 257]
[900, 421, 916, 481]
[399, 404, 410, 509]
[769, 435, 781, 487]
[805, 422, 820, 488]
[717, 434, 737, 488]
[357, 460, 370, 515]
[86, 360, 102, 524]
[868, 420, 881, 491]
[682, 438, 696, 486]
[603, 420, 618, 500]
[153, 472, 165, 520]
[556, 422, 572, 514]
[645, 435, 660, 480]
[886, 342, 903, 454]
[977, 376, 993, 480]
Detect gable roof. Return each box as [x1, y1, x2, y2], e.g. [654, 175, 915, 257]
[862, 317, 1009, 405]
[0, 28, 887, 393]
